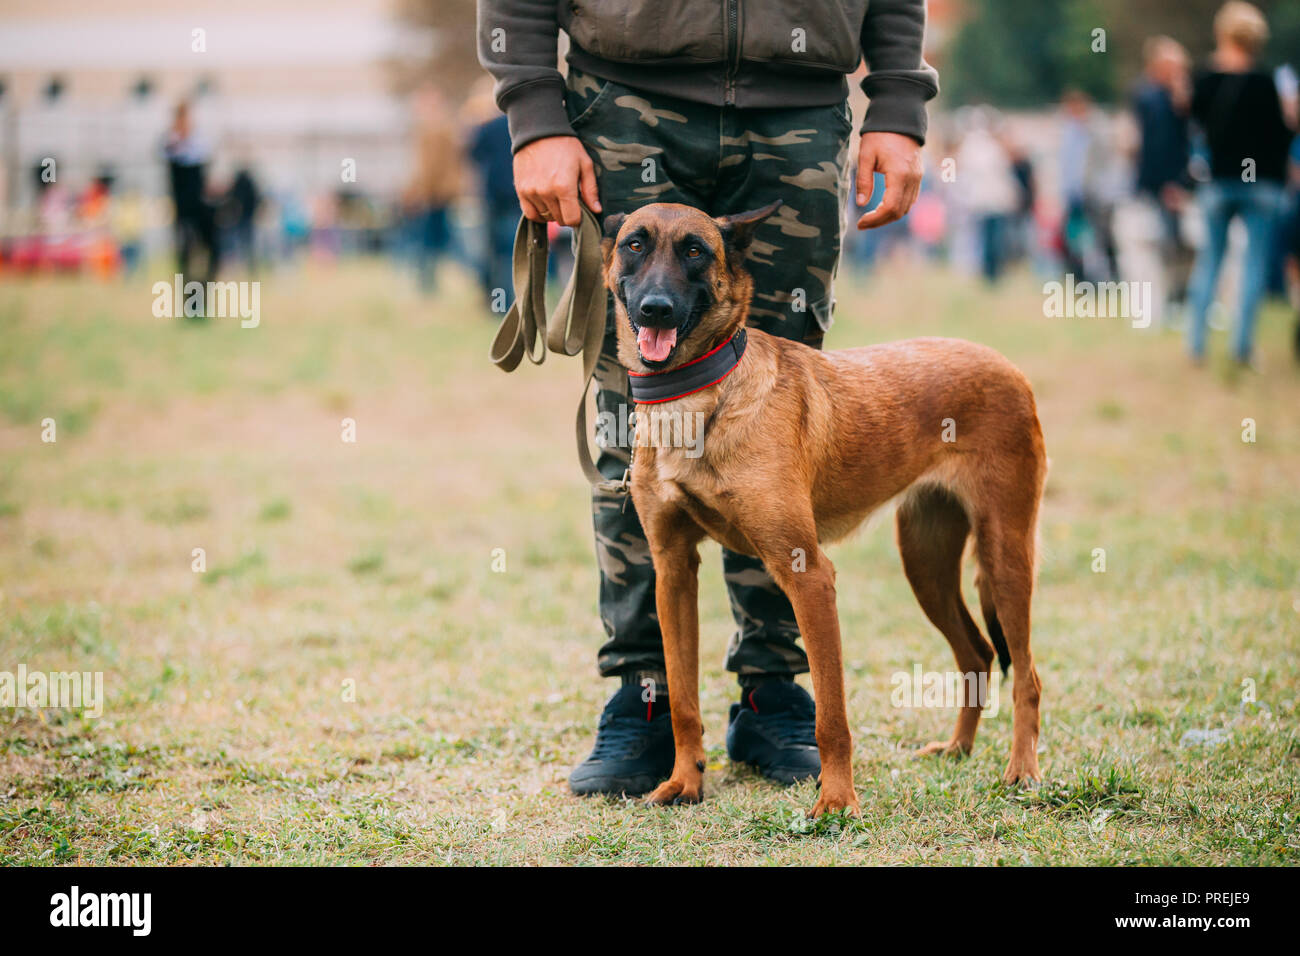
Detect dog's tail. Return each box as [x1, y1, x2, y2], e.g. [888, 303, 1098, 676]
[982, 603, 1012, 676]
[974, 569, 1011, 675]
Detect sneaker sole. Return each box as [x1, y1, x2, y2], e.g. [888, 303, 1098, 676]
[568, 773, 667, 798]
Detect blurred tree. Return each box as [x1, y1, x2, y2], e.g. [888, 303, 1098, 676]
[393, 0, 1300, 108]
[392, 0, 480, 100]
[943, 0, 1091, 107]
[944, 0, 1300, 107]
[1055, 0, 1119, 102]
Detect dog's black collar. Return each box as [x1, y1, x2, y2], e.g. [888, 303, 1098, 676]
[628, 329, 747, 404]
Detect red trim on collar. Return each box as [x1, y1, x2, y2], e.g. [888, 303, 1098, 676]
[631, 362, 744, 404]
[627, 333, 738, 378]
[625, 329, 748, 404]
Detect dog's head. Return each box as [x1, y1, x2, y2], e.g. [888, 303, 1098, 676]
[601, 201, 781, 372]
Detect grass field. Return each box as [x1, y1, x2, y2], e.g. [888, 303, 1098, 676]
[1, 259, 1297, 865]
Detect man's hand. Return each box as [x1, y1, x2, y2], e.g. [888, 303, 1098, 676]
[514, 135, 601, 227]
[855, 132, 923, 230]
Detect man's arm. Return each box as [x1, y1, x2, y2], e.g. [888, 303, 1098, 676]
[855, 0, 939, 229]
[477, 0, 598, 224]
[477, 0, 572, 152]
[858, 0, 940, 143]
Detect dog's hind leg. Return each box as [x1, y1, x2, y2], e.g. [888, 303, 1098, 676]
[973, 496, 1043, 786]
[896, 486, 995, 759]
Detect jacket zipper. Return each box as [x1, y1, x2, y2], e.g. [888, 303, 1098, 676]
[724, 0, 739, 105]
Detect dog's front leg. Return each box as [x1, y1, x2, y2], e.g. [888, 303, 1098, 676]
[641, 508, 708, 807]
[760, 535, 860, 818]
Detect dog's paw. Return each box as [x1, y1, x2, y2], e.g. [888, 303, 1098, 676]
[1001, 754, 1042, 787]
[915, 739, 972, 760]
[808, 788, 861, 819]
[645, 777, 703, 807]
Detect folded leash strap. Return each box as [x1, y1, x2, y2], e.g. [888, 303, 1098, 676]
[489, 209, 625, 493]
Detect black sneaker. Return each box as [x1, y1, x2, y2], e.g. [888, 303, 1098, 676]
[726, 679, 820, 785]
[568, 683, 675, 796]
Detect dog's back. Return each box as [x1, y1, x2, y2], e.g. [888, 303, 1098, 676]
[748, 333, 1045, 538]
[794, 333, 1046, 784]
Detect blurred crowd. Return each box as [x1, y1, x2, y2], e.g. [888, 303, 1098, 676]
[1, 2, 1296, 365]
[855, 1, 1299, 365]
[0, 76, 518, 303]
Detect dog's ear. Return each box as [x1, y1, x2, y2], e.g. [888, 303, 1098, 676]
[715, 200, 782, 253]
[602, 212, 627, 239]
[600, 212, 627, 267]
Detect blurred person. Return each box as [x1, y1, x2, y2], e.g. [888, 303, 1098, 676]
[1186, 1, 1295, 366]
[226, 167, 262, 272]
[310, 191, 341, 260]
[1059, 89, 1091, 278]
[113, 190, 146, 277]
[956, 108, 1019, 283]
[545, 219, 574, 284]
[83, 174, 122, 278]
[1286, 134, 1300, 361]
[1132, 36, 1194, 318]
[1004, 134, 1037, 267]
[1059, 89, 1120, 283]
[1277, 63, 1300, 130]
[80, 175, 119, 279]
[1268, 64, 1299, 296]
[479, 0, 937, 798]
[164, 101, 220, 287]
[906, 178, 947, 260]
[404, 88, 464, 293]
[35, 162, 74, 236]
[276, 193, 311, 263]
[468, 114, 520, 309]
[334, 190, 371, 256]
[1289, 217, 1300, 362]
[466, 77, 520, 313]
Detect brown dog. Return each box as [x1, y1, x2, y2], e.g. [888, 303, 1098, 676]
[601, 201, 1047, 817]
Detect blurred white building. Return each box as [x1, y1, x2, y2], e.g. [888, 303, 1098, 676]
[0, 0, 430, 214]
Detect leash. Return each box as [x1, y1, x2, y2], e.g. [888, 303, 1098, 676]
[489, 208, 630, 495]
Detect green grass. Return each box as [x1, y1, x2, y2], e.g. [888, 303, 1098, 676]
[0, 260, 1297, 865]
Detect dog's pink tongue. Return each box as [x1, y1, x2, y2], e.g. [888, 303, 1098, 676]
[637, 326, 678, 362]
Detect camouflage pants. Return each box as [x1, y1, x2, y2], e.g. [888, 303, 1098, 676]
[566, 68, 852, 682]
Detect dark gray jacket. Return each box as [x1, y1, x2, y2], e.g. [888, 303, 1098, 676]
[477, 0, 939, 151]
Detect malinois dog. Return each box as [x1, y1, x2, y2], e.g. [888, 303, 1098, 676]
[601, 201, 1047, 817]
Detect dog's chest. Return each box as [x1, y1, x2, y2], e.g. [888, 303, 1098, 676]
[643, 448, 757, 557]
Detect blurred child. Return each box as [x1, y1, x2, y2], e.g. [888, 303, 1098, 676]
[113, 190, 146, 277]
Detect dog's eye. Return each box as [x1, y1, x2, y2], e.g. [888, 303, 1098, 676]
[627, 239, 643, 253]
[685, 245, 702, 258]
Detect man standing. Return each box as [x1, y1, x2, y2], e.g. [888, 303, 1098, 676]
[164, 101, 220, 289]
[468, 109, 520, 312]
[1186, 1, 1293, 366]
[478, 0, 937, 796]
[1131, 36, 1193, 320]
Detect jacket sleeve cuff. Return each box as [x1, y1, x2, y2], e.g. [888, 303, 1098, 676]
[859, 76, 933, 145]
[501, 77, 576, 153]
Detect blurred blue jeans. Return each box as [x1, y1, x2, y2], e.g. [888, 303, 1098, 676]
[1187, 179, 1286, 361]
[480, 206, 518, 309]
[977, 213, 1008, 283]
[415, 205, 452, 292]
